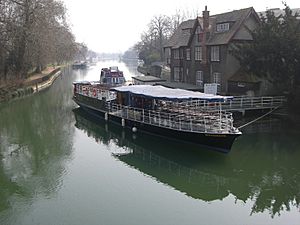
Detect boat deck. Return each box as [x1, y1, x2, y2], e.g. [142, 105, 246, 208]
[108, 102, 236, 134]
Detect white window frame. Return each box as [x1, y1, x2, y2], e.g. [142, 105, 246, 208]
[195, 46, 202, 61]
[216, 23, 230, 32]
[174, 67, 180, 82]
[213, 72, 221, 84]
[186, 48, 191, 60]
[173, 49, 179, 59]
[196, 26, 202, 43]
[180, 48, 184, 59]
[196, 71, 203, 87]
[211, 46, 220, 62]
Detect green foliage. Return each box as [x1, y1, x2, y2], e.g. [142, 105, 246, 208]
[138, 48, 160, 65]
[232, 5, 300, 93]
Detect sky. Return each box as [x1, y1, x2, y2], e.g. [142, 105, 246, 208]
[63, 0, 299, 53]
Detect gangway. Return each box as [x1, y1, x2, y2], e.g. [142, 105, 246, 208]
[222, 96, 286, 112]
[177, 96, 286, 113]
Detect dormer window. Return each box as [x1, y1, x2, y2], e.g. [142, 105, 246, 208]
[196, 26, 202, 43]
[216, 23, 229, 32]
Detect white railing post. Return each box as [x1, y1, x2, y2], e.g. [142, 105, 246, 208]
[240, 97, 243, 108]
[159, 113, 161, 126]
[179, 119, 181, 130]
[271, 97, 273, 106]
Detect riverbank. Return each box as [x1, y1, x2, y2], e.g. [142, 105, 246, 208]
[0, 67, 62, 103]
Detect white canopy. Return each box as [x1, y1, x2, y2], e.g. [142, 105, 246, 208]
[111, 85, 232, 102]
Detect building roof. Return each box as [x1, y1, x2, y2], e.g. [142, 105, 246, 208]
[165, 7, 259, 48]
[228, 69, 261, 83]
[164, 19, 195, 48]
[207, 7, 257, 45]
[132, 76, 166, 82]
[155, 81, 203, 91]
[111, 85, 232, 101]
[259, 8, 300, 18]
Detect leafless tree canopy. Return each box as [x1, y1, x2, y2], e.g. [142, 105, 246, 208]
[134, 10, 189, 65]
[0, 0, 78, 80]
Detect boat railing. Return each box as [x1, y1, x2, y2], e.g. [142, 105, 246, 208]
[76, 85, 116, 101]
[224, 95, 286, 110]
[107, 102, 237, 134]
[180, 96, 286, 112]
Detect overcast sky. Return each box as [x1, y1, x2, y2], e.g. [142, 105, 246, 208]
[63, 0, 299, 53]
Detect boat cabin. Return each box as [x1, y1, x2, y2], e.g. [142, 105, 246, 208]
[111, 85, 232, 110]
[100, 66, 125, 85]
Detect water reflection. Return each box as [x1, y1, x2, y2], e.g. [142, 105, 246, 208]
[73, 108, 300, 217]
[0, 67, 75, 214]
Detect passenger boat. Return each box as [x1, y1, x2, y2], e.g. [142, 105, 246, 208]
[100, 66, 125, 85]
[72, 79, 241, 152]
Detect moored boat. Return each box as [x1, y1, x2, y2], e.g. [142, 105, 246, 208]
[72, 61, 87, 69]
[72, 82, 241, 153]
[100, 66, 125, 85]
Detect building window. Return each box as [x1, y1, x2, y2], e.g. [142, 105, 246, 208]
[198, 32, 204, 42]
[213, 72, 221, 84]
[165, 48, 171, 64]
[196, 25, 202, 43]
[211, 46, 220, 61]
[173, 49, 179, 59]
[216, 23, 230, 32]
[186, 48, 191, 60]
[196, 71, 203, 87]
[174, 67, 180, 82]
[180, 48, 184, 59]
[195, 46, 202, 61]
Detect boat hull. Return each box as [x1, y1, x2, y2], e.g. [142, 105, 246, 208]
[73, 95, 240, 153]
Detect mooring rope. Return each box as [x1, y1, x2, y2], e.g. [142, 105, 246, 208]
[237, 106, 280, 129]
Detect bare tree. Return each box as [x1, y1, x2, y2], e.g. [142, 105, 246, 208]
[148, 15, 172, 61]
[134, 9, 191, 65]
[0, 0, 78, 81]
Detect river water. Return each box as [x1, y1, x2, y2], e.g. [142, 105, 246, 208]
[0, 61, 299, 225]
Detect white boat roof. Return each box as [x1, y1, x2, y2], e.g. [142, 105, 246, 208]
[111, 85, 232, 101]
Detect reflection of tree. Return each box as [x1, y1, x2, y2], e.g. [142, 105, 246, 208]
[74, 109, 300, 217]
[0, 160, 24, 212]
[0, 68, 75, 212]
[249, 165, 300, 217]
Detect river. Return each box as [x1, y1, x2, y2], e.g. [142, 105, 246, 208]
[0, 60, 299, 225]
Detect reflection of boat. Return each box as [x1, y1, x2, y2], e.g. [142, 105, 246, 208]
[72, 83, 241, 153]
[73, 107, 300, 217]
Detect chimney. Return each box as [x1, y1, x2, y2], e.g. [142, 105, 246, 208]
[201, 6, 210, 64]
[203, 6, 210, 30]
